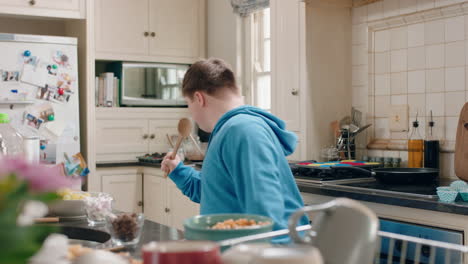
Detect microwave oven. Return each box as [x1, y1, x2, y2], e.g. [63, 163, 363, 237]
[114, 62, 189, 107]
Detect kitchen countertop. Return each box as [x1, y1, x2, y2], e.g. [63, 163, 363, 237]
[298, 182, 468, 216]
[54, 218, 183, 259]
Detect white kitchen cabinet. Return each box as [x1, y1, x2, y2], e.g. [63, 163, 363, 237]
[100, 168, 143, 213]
[95, 0, 149, 56]
[95, 108, 191, 162]
[271, 0, 307, 160]
[0, 0, 84, 19]
[95, 119, 149, 162]
[167, 180, 200, 230]
[98, 166, 199, 229]
[143, 172, 168, 225]
[95, 0, 205, 63]
[142, 168, 199, 229]
[148, 0, 201, 58]
[148, 119, 179, 154]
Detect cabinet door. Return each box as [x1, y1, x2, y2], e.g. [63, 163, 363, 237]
[95, 0, 149, 56]
[143, 172, 167, 225]
[96, 119, 149, 162]
[101, 169, 143, 213]
[148, 119, 180, 154]
[148, 0, 201, 58]
[167, 180, 200, 230]
[34, 0, 81, 11]
[271, 0, 305, 132]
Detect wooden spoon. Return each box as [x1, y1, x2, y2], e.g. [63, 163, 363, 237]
[164, 118, 193, 177]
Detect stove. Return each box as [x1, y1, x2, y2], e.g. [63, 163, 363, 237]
[323, 180, 439, 200]
[290, 164, 375, 184]
[290, 163, 444, 200]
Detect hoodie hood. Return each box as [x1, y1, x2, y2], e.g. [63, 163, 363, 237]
[211, 105, 297, 156]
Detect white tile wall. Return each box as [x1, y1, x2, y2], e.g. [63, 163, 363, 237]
[408, 47, 426, 70]
[426, 44, 445, 68]
[352, 0, 468, 176]
[408, 70, 426, 93]
[391, 49, 407, 72]
[408, 23, 425, 47]
[426, 92, 445, 116]
[425, 19, 445, 45]
[445, 67, 465, 91]
[445, 91, 466, 115]
[391, 72, 408, 94]
[445, 16, 465, 42]
[445, 41, 465, 67]
[426, 68, 445, 92]
[390, 26, 408, 50]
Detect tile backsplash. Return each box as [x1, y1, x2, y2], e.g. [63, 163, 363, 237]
[351, 0, 468, 178]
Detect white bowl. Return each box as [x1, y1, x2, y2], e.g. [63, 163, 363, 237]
[48, 200, 85, 217]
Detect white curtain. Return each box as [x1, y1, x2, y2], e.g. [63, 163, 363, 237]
[230, 0, 269, 17]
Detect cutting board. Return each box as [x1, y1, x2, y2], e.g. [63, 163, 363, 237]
[455, 102, 468, 181]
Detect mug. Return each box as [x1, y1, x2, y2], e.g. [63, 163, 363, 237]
[142, 241, 222, 264]
[252, 247, 323, 264]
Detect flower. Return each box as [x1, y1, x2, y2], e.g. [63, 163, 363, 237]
[16, 200, 48, 226]
[0, 157, 77, 192]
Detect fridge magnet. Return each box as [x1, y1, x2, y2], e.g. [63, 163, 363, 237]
[25, 113, 44, 130]
[21, 63, 47, 87]
[53, 50, 70, 68]
[47, 65, 57, 76]
[52, 89, 72, 103]
[57, 73, 75, 92]
[2, 71, 20, 82]
[35, 103, 55, 123]
[24, 56, 38, 66]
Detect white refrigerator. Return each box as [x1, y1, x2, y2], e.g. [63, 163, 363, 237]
[0, 33, 80, 164]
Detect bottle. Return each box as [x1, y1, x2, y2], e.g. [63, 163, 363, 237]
[408, 115, 423, 168]
[0, 113, 24, 157]
[424, 111, 440, 169]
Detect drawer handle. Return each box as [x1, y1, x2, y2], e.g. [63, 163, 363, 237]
[291, 89, 299, 96]
[144, 31, 149, 37]
[150, 134, 155, 139]
[29, 0, 36, 5]
[138, 201, 143, 207]
[151, 32, 156, 37]
[143, 134, 149, 140]
[165, 207, 170, 213]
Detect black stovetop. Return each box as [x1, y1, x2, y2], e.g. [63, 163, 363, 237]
[341, 181, 438, 196]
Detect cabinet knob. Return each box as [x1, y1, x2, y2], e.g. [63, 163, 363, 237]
[138, 201, 143, 207]
[151, 32, 156, 37]
[143, 134, 149, 140]
[165, 207, 170, 213]
[291, 89, 299, 96]
[144, 32, 149, 37]
[29, 0, 36, 5]
[150, 134, 155, 139]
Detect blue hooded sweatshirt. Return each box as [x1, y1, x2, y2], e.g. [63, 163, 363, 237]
[169, 105, 309, 241]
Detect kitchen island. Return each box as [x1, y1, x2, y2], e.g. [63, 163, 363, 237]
[54, 218, 183, 259]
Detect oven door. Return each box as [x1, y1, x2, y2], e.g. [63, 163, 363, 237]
[121, 63, 188, 107]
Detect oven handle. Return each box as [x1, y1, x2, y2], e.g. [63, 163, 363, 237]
[330, 166, 376, 177]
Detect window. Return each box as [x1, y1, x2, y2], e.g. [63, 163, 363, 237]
[249, 8, 271, 111]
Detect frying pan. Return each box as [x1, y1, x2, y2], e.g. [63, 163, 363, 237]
[331, 166, 439, 185]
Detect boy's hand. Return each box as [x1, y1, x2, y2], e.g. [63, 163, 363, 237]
[161, 152, 182, 175]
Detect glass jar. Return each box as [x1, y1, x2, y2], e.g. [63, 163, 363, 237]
[84, 192, 113, 226]
[106, 212, 144, 246]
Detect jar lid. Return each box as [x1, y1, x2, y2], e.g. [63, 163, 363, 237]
[0, 113, 10, 124]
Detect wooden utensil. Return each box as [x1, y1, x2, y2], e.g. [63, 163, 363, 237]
[164, 118, 193, 177]
[166, 133, 175, 148]
[455, 102, 468, 181]
[189, 134, 204, 157]
[34, 217, 59, 223]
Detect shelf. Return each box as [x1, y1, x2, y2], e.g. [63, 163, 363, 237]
[0, 100, 35, 109]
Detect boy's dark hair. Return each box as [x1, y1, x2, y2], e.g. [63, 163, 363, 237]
[182, 58, 238, 98]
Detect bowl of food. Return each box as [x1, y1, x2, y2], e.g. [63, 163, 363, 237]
[184, 214, 273, 242]
[48, 188, 90, 217]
